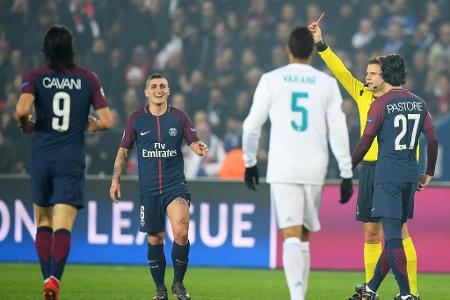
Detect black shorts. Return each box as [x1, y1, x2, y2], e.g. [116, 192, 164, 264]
[356, 161, 379, 223]
[31, 160, 85, 209]
[372, 182, 415, 222]
[139, 184, 191, 234]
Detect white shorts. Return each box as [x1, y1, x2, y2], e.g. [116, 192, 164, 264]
[271, 183, 323, 232]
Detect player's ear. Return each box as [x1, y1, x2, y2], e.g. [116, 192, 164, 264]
[144, 89, 149, 97]
[167, 88, 171, 96]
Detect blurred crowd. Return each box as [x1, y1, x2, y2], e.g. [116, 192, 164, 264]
[0, 0, 449, 178]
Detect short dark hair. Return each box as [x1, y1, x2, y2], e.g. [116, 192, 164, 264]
[380, 54, 406, 86]
[367, 56, 383, 66]
[288, 26, 314, 59]
[145, 73, 168, 87]
[43, 25, 75, 70]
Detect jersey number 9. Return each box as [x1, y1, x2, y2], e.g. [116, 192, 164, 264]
[52, 91, 71, 132]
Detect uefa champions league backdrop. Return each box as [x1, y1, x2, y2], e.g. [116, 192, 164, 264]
[0, 176, 449, 272]
[0, 177, 273, 268]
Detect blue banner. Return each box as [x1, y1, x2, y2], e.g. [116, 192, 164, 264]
[0, 177, 272, 267]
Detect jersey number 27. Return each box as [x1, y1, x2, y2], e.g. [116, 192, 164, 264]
[394, 113, 420, 150]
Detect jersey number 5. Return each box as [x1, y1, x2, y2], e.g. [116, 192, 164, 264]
[291, 92, 308, 132]
[52, 91, 71, 132]
[394, 113, 420, 150]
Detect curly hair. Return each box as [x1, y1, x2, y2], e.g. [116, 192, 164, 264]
[380, 54, 406, 86]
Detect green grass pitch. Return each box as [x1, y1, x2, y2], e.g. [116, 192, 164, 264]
[1, 263, 449, 299]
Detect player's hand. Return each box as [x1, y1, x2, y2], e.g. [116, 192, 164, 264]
[22, 118, 35, 134]
[110, 180, 121, 203]
[244, 165, 259, 191]
[86, 115, 98, 132]
[417, 174, 432, 191]
[308, 12, 324, 43]
[339, 178, 353, 204]
[191, 141, 208, 158]
[18, 114, 35, 134]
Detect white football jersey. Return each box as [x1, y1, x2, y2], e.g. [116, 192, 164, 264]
[243, 63, 352, 184]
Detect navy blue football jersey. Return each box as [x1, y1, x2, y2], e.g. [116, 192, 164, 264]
[22, 66, 108, 163]
[364, 89, 434, 183]
[120, 105, 199, 195]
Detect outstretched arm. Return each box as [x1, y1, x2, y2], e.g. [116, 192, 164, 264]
[308, 16, 366, 101]
[110, 147, 129, 203]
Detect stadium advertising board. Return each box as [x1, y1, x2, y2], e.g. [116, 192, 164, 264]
[0, 177, 271, 268]
[274, 185, 450, 273]
[1, 176, 449, 272]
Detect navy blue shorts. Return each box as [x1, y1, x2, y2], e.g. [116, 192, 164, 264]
[31, 160, 85, 209]
[356, 161, 379, 223]
[139, 185, 191, 234]
[372, 183, 415, 222]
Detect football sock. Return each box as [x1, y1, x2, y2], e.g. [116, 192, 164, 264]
[172, 240, 190, 283]
[50, 229, 71, 281]
[35, 226, 53, 280]
[368, 247, 389, 292]
[364, 242, 382, 283]
[403, 237, 418, 296]
[283, 237, 304, 300]
[148, 243, 166, 288]
[387, 239, 410, 296]
[300, 241, 310, 297]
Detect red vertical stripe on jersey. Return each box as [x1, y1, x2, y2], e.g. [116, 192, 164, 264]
[156, 116, 163, 194]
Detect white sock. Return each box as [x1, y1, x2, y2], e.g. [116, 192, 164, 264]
[283, 237, 304, 300]
[300, 241, 310, 298]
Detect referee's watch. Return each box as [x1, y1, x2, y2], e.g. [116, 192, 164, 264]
[315, 40, 328, 52]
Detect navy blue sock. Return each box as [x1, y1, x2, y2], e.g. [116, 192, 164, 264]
[172, 240, 190, 283]
[368, 247, 390, 291]
[35, 226, 53, 280]
[148, 243, 166, 288]
[50, 229, 71, 281]
[387, 239, 410, 296]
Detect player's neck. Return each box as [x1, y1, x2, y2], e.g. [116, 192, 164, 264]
[289, 58, 310, 65]
[383, 83, 403, 93]
[148, 102, 168, 116]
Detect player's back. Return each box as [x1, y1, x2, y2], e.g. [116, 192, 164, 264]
[372, 89, 428, 183]
[23, 65, 106, 163]
[263, 63, 342, 184]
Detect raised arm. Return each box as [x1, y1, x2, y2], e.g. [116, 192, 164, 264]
[309, 21, 366, 101]
[110, 147, 129, 203]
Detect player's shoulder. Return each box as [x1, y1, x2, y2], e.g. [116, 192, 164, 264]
[25, 65, 53, 78]
[169, 105, 190, 120]
[128, 105, 147, 120]
[71, 66, 100, 82]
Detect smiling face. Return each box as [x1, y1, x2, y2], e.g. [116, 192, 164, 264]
[144, 77, 170, 106]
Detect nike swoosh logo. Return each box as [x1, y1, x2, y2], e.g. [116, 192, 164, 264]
[140, 131, 150, 136]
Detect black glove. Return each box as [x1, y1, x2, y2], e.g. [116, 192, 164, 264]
[244, 165, 259, 191]
[339, 178, 353, 204]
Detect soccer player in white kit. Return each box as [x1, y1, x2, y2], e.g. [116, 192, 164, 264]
[242, 26, 354, 300]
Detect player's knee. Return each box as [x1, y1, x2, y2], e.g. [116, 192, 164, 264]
[172, 229, 188, 245]
[148, 234, 164, 245]
[364, 228, 381, 243]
